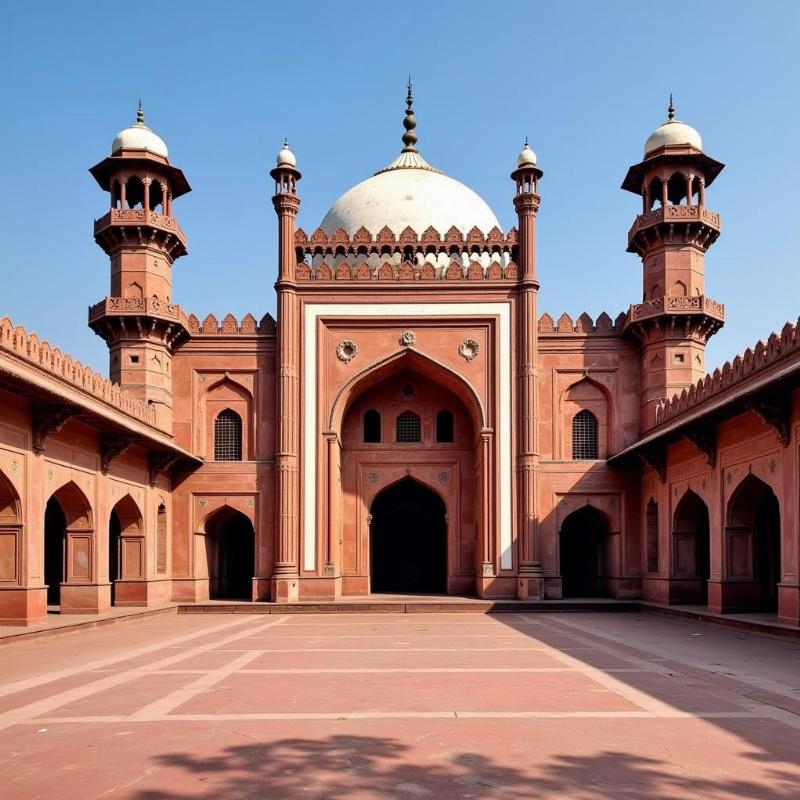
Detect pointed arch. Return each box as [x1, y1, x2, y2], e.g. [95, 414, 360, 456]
[214, 408, 243, 461]
[329, 348, 486, 433]
[109, 493, 145, 603]
[725, 474, 781, 611]
[45, 480, 94, 606]
[672, 489, 710, 602]
[559, 505, 611, 598]
[203, 375, 252, 460]
[561, 376, 611, 459]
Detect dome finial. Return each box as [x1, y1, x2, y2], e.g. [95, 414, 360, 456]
[667, 93, 675, 122]
[137, 99, 145, 126]
[401, 76, 418, 152]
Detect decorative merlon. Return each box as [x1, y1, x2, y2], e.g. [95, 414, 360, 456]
[186, 312, 276, 336]
[0, 316, 156, 426]
[294, 224, 517, 253]
[655, 317, 800, 426]
[538, 311, 626, 335]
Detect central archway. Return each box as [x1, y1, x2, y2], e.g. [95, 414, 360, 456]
[370, 478, 447, 594]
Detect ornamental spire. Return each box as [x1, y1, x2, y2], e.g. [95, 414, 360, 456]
[402, 77, 418, 152]
[137, 99, 145, 125]
[667, 94, 675, 122]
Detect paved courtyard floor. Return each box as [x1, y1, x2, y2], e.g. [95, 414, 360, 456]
[1, 611, 798, 799]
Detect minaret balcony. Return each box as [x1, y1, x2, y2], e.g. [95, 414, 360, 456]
[624, 294, 725, 341]
[93, 208, 188, 258]
[627, 205, 721, 253]
[88, 296, 190, 347]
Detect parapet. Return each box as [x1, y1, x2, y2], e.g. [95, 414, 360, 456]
[655, 318, 800, 425]
[186, 312, 276, 336]
[538, 311, 627, 335]
[0, 316, 156, 426]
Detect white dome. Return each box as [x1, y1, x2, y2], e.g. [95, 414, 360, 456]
[276, 139, 296, 167]
[517, 140, 537, 167]
[320, 156, 501, 236]
[644, 119, 702, 157]
[111, 108, 168, 158]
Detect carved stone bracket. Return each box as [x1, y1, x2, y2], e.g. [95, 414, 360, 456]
[32, 404, 79, 454]
[684, 426, 716, 467]
[747, 396, 791, 447]
[149, 452, 181, 486]
[101, 434, 137, 474]
[637, 446, 666, 482]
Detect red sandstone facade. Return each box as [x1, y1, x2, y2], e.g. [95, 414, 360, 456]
[1, 97, 798, 626]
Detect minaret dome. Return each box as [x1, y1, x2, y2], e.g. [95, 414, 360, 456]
[111, 102, 169, 159]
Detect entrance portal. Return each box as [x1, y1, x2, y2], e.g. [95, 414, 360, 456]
[559, 506, 608, 597]
[206, 509, 255, 600]
[370, 478, 447, 594]
[727, 475, 781, 612]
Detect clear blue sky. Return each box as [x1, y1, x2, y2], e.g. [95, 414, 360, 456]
[1, 0, 798, 373]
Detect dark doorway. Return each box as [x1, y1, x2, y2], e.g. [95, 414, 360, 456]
[370, 478, 447, 594]
[211, 512, 255, 600]
[727, 476, 781, 612]
[559, 506, 607, 597]
[673, 491, 710, 603]
[756, 490, 781, 611]
[109, 510, 121, 605]
[44, 497, 65, 606]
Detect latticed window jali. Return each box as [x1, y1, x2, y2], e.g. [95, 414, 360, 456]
[214, 409, 243, 461]
[396, 411, 421, 443]
[572, 410, 598, 460]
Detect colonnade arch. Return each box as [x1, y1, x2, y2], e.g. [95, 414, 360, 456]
[725, 475, 781, 612]
[44, 481, 93, 607]
[109, 494, 144, 605]
[672, 490, 710, 604]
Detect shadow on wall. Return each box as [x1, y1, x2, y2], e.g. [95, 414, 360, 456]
[132, 733, 799, 799]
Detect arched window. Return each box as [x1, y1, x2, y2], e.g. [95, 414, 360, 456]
[396, 411, 421, 443]
[647, 177, 663, 209]
[214, 409, 242, 461]
[667, 172, 687, 205]
[436, 410, 454, 443]
[126, 175, 145, 209]
[363, 409, 381, 443]
[572, 410, 598, 460]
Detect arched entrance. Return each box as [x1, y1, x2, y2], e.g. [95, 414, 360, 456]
[672, 490, 710, 604]
[44, 481, 93, 609]
[109, 494, 143, 605]
[205, 508, 255, 600]
[370, 478, 447, 594]
[726, 475, 781, 612]
[559, 506, 608, 597]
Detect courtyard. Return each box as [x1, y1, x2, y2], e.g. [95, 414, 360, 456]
[1, 611, 799, 799]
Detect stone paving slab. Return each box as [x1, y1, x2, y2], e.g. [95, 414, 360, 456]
[1, 611, 799, 798]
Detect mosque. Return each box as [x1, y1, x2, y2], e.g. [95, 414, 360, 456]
[0, 89, 798, 627]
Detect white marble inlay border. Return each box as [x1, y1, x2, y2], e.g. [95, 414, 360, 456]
[303, 302, 512, 573]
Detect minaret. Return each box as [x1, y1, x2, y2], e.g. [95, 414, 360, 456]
[511, 139, 544, 599]
[270, 139, 302, 601]
[622, 98, 725, 429]
[88, 104, 191, 430]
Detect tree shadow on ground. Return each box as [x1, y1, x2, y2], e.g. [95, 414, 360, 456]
[133, 734, 800, 799]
